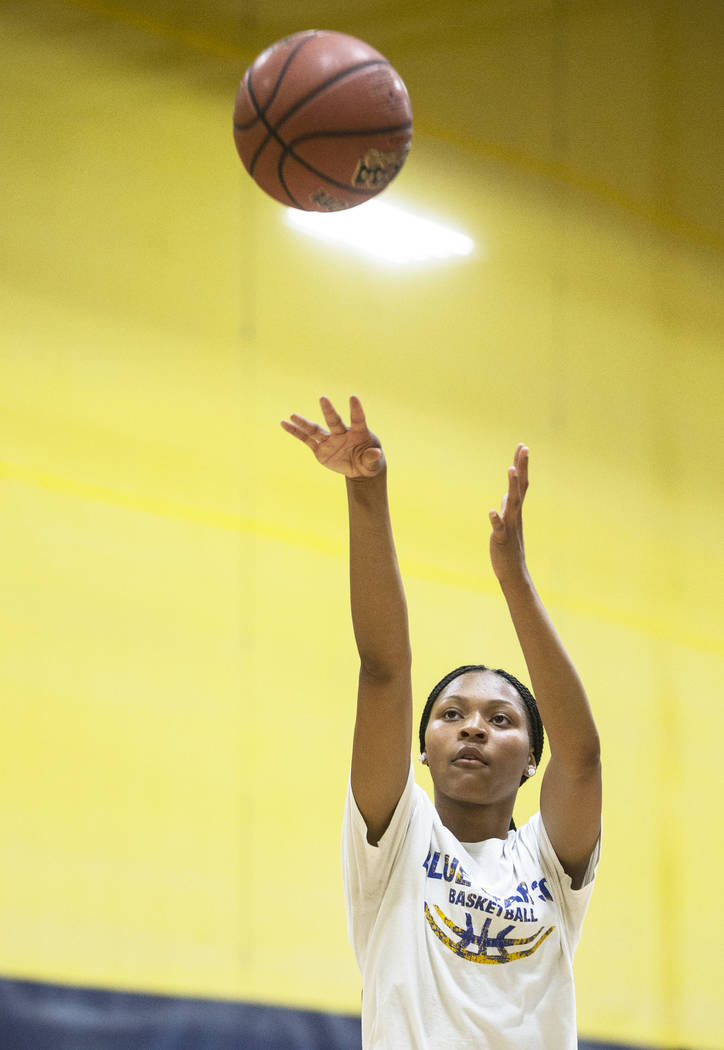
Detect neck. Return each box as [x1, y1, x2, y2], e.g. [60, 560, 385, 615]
[433, 790, 515, 842]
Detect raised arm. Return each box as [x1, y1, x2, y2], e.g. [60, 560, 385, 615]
[489, 445, 601, 887]
[281, 396, 412, 845]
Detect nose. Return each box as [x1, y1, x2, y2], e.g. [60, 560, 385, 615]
[459, 712, 487, 739]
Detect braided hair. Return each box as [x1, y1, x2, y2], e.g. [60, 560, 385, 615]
[418, 664, 544, 780]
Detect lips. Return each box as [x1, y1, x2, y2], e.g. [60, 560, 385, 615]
[453, 745, 487, 766]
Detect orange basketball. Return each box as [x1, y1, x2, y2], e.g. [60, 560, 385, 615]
[233, 30, 413, 212]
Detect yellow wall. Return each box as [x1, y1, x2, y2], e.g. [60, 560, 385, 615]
[1, 2, 722, 1047]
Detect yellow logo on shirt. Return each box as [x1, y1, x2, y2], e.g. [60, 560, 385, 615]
[424, 902, 554, 965]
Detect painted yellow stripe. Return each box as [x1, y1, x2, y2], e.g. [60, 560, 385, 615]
[64, 0, 253, 63]
[422, 126, 724, 254]
[0, 459, 342, 557]
[402, 555, 722, 657]
[2, 458, 721, 657]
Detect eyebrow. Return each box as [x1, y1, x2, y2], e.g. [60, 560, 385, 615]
[441, 695, 519, 708]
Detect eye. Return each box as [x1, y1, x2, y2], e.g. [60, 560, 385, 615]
[441, 709, 460, 720]
[490, 713, 511, 726]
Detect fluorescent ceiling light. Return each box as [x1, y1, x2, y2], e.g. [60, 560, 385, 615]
[284, 200, 474, 265]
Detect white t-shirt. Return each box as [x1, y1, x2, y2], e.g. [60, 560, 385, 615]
[342, 763, 599, 1050]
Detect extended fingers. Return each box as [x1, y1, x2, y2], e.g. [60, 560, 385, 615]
[505, 445, 529, 510]
[285, 396, 366, 440]
[514, 444, 529, 493]
[280, 413, 329, 448]
[495, 467, 518, 520]
[348, 395, 368, 431]
[319, 396, 347, 435]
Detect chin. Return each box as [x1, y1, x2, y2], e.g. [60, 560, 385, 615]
[439, 782, 490, 806]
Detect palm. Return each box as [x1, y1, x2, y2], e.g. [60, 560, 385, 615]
[281, 395, 384, 479]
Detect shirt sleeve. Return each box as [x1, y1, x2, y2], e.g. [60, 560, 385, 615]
[523, 811, 601, 957]
[341, 762, 418, 962]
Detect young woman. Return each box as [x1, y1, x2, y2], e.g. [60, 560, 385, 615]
[281, 395, 602, 1050]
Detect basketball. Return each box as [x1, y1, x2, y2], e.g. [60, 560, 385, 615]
[233, 30, 413, 212]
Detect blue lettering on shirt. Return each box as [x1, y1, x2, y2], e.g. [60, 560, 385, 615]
[443, 855, 458, 882]
[426, 851, 443, 879]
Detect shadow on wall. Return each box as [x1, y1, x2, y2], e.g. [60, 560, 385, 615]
[0, 977, 689, 1050]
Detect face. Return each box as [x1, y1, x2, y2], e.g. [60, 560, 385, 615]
[422, 671, 534, 808]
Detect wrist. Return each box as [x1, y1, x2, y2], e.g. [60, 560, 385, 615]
[346, 466, 388, 511]
[496, 564, 533, 596]
[346, 462, 387, 488]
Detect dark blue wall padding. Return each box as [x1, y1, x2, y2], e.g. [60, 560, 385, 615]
[0, 978, 362, 1050]
[0, 977, 687, 1050]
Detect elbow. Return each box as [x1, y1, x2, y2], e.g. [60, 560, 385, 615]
[358, 647, 412, 682]
[588, 729, 602, 766]
[554, 730, 601, 778]
[576, 733, 602, 775]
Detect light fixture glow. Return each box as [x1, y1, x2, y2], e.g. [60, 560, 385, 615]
[284, 200, 475, 265]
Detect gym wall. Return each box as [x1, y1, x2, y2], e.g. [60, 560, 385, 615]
[1, 2, 722, 1048]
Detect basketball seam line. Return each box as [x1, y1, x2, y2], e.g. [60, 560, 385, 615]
[277, 134, 410, 205]
[247, 58, 389, 195]
[239, 32, 318, 138]
[268, 59, 389, 134]
[277, 124, 411, 204]
[286, 123, 413, 142]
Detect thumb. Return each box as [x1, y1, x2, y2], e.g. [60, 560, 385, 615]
[489, 509, 504, 534]
[360, 447, 384, 473]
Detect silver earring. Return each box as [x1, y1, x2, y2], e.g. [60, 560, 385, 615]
[418, 753, 426, 764]
[526, 765, 536, 777]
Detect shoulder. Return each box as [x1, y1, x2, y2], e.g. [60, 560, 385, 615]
[343, 764, 432, 863]
[342, 763, 434, 912]
[515, 811, 600, 904]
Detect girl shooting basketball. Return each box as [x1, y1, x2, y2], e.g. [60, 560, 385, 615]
[281, 395, 601, 1049]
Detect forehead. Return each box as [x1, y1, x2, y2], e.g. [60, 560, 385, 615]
[436, 670, 523, 710]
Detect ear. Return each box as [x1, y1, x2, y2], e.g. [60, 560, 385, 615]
[518, 750, 536, 785]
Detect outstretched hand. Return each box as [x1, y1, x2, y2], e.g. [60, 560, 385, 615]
[489, 443, 530, 585]
[281, 395, 385, 479]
